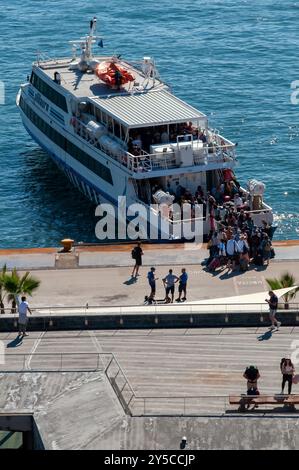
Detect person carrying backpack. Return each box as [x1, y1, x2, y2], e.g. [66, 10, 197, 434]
[131, 242, 143, 278]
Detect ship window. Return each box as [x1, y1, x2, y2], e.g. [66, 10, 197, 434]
[114, 121, 121, 139]
[107, 116, 113, 133]
[101, 112, 108, 125]
[19, 96, 113, 185]
[95, 107, 102, 123]
[31, 71, 68, 113]
[89, 103, 95, 117]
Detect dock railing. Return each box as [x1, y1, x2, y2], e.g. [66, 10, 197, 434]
[1, 302, 299, 316]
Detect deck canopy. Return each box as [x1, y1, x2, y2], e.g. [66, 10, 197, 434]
[89, 90, 207, 129]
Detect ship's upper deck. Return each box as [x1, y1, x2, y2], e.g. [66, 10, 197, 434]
[36, 56, 167, 100]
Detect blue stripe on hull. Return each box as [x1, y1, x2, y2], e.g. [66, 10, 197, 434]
[23, 121, 118, 207]
[22, 120, 166, 240]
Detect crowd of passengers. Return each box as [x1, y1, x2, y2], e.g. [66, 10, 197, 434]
[152, 170, 274, 272]
[204, 176, 274, 272]
[128, 122, 208, 156]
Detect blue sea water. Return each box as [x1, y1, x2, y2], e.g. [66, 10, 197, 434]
[1, 0, 299, 248]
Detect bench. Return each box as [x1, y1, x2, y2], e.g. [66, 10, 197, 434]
[229, 395, 299, 412]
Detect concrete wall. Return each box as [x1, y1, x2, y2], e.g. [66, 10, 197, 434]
[0, 310, 299, 332]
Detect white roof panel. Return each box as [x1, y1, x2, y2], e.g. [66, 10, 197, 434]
[90, 90, 207, 128]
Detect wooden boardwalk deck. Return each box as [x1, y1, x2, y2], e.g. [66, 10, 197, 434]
[1, 327, 299, 415]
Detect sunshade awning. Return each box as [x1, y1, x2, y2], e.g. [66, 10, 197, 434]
[90, 90, 207, 129]
[188, 287, 298, 312]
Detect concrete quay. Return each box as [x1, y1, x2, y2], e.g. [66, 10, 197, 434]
[0, 243, 299, 331]
[0, 245, 299, 308]
[1, 244, 299, 449]
[0, 240, 299, 270]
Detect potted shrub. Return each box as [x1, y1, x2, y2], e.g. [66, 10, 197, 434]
[4, 268, 40, 313]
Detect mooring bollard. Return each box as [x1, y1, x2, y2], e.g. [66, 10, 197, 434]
[60, 238, 74, 252]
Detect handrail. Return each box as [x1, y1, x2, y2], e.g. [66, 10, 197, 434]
[71, 118, 236, 174]
[1, 302, 298, 315]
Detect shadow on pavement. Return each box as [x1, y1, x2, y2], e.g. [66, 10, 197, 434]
[257, 330, 273, 341]
[123, 277, 137, 285]
[6, 335, 23, 348]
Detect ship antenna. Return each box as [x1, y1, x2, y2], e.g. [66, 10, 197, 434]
[86, 16, 97, 60]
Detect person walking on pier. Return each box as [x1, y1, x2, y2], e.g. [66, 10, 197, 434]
[147, 267, 158, 302]
[18, 296, 32, 337]
[265, 290, 281, 330]
[280, 358, 295, 395]
[176, 268, 188, 302]
[131, 241, 143, 278]
[163, 269, 179, 303]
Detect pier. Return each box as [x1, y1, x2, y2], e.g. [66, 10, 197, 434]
[1, 241, 299, 449]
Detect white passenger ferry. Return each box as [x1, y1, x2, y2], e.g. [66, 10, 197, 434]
[17, 18, 273, 240]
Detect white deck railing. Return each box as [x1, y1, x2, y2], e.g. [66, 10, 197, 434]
[72, 119, 236, 174]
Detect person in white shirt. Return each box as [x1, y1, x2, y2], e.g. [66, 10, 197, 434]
[234, 194, 243, 209]
[236, 234, 249, 254]
[161, 127, 169, 144]
[162, 269, 179, 303]
[226, 237, 238, 271]
[18, 296, 32, 337]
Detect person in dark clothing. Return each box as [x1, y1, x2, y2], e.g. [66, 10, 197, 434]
[147, 267, 158, 301]
[131, 242, 143, 278]
[243, 365, 260, 409]
[265, 291, 281, 329]
[280, 358, 295, 395]
[243, 365, 260, 393]
[176, 268, 188, 302]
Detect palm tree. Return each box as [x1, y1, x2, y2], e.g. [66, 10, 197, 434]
[4, 269, 40, 313]
[0, 265, 7, 314]
[266, 272, 299, 309]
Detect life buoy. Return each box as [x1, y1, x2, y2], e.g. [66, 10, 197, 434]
[95, 61, 135, 87]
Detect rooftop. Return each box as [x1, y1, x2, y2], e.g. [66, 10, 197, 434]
[38, 57, 167, 99]
[91, 89, 207, 128]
